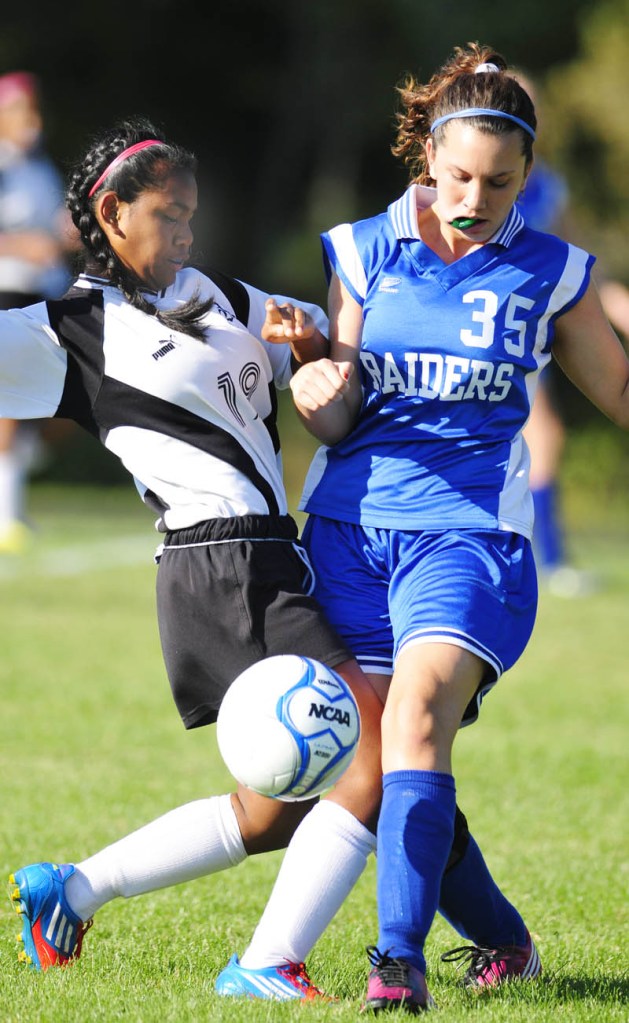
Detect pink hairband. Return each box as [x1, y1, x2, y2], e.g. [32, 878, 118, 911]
[88, 139, 163, 198]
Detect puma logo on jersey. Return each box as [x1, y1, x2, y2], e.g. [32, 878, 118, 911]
[379, 276, 401, 293]
[152, 341, 176, 361]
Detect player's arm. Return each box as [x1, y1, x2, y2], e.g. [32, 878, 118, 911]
[0, 308, 67, 418]
[552, 280, 629, 430]
[289, 273, 363, 446]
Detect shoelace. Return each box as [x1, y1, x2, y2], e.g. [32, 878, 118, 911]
[278, 961, 325, 997]
[440, 942, 521, 976]
[73, 917, 94, 959]
[366, 945, 412, 986]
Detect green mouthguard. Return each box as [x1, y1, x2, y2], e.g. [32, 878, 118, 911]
[451, 217, 478, 229]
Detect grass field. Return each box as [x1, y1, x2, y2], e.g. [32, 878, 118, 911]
[0, 475, 627, 1022]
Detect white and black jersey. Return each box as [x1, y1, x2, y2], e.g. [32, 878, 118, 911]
[0, 267, 327, 531]
[0, 266, 351, 727]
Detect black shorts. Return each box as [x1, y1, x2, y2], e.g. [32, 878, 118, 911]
[155, 514, 352, 729]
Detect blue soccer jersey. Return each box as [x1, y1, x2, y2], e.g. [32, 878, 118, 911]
[300, 185, 594, 536]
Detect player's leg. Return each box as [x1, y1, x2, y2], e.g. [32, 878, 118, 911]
[216, 518, 388, 999]
[363, 528, 541, 1010]
[524, 378, 566, 572]
[9, 786, 316, 970]
[0, 290, 42, 552]
[438, 808, 541, 987]
[216, 524, 542, 1003]
[7, 516, 337, 970]
[58, 518, 322, 909]
[219, 658, 383, 983]
[526, 381, 596, 596]
[440, 805, 527, 945]
[0, 417, 30, 552]
[364, 640, 481, 1013]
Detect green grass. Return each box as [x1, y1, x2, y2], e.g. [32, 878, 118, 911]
[0, 480, 627, 1022]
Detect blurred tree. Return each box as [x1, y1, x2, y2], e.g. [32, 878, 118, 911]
[542, 0, 629, 282]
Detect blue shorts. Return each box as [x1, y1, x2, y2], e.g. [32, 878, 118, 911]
[302, 517, 538, 726]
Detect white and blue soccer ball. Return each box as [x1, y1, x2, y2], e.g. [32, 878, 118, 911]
[216, 654, 360, 801]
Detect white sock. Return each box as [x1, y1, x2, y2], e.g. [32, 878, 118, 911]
[0, 449, 22, 526]
[240, 800, 376, 968]
[64, 795, 246, 921]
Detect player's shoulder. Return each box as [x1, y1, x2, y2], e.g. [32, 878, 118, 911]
[324, 208, 394, 275]
[519, 222, 567, 246]
[508, 226, 594, 303]
[169, 265, 251, 324]
[326, 207, 390, 245]
[514, 223, 588, 262]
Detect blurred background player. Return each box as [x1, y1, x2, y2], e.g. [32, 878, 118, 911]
[516, 70, 629, 596]
[0, 71, 73, 553]
[514, 72, 593, 595]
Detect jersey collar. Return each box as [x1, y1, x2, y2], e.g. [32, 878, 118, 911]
[387, 183, 525, 247]
[75, 273, 110, 288]
[75, 272, 165, 299]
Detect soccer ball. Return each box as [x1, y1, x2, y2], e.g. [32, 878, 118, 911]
[216, 654, 360, 801]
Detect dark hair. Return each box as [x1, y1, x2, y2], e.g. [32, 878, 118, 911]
[393, 42, 537, 185]
[66, 117, 212, 341]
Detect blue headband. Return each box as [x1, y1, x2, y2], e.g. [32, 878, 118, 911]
[430, 107, 536, 140]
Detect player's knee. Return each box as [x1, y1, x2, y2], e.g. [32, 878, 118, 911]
[331, 766, 382, 832]
[232, 788, 317, 854]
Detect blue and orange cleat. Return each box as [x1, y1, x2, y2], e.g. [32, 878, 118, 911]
[441, 929, 542, 988]
[8, 862, 92, 970]
[216, 954, 329, 1000]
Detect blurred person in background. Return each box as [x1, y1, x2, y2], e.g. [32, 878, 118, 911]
[598, 278, 629, 341]
[515, 72, 593, 596]
[0, 71, 73, 554]
[516, 71, 629, 596]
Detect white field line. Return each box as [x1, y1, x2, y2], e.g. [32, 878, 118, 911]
[0, 534, 157, 579]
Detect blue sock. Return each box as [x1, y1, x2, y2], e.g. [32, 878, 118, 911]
[377, 770, 456, 974]
[531, 482, 565, 570]
[439, 832, 527, 946]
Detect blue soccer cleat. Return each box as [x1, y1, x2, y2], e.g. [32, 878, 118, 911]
[8, 862, 92, 970]
[215, 953, 328, 1000]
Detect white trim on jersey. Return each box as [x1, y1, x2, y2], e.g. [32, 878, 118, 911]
[324, 223, 369, 305]
[523, 241, 593, 414]
[386, 183, 525, 247]
[494, 205, 525, 246]
[497, 432, 533, 535]
[387, 185, 424, 239]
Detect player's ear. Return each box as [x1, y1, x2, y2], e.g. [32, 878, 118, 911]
[521, 154, 535, 192]
[95, 191, 124, 238]
[425, 137, 436, 179]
